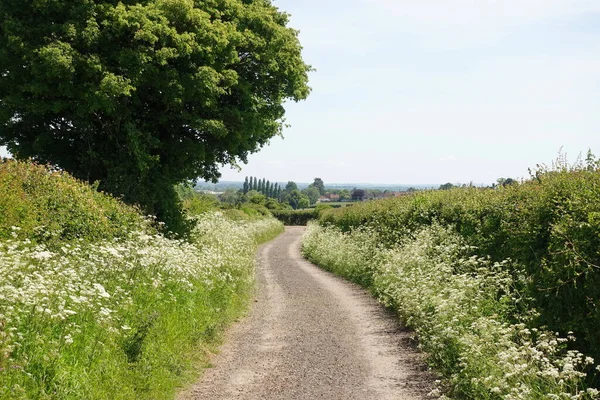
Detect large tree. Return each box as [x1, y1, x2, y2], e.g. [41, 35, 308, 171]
[304, 186, 320, 205]
[0, 0, 311, 232]
[309, 177, 325, 195]
[285, 181, 298, 191]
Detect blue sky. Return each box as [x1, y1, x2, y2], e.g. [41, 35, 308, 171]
[2, 0, 599, 185]
[219, 0, 600, 185]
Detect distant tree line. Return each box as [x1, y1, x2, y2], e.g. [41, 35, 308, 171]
[243, 176, 282, 199]
[216, 177, 331, 210]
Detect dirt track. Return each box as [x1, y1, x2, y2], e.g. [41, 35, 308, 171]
[179, 226, 434, 400]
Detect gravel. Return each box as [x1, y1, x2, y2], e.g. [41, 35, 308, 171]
[179, 226, 435, 400]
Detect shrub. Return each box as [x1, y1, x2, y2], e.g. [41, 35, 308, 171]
[302, 223, 599, 399]
[0, 159, 146, 244]
[182, 193, 220, 216]
[238, 203, 272, 219]
[271, 209, 318, 226]
[318, 168, 600, 366]
[0, 161, 285, 398]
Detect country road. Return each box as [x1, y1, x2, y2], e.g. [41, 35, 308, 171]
[179, 227, 434, 400]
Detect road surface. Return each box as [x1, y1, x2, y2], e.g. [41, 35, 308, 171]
[179, 227, 434, 400]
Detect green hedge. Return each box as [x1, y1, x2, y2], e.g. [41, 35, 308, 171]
[320, 168, 600, 367]
[0, 160, 285, 399]
[0, 159, 147, 244]
[271, 209, 318, 226]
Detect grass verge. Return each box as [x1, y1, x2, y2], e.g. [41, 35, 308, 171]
[0, 160, 284, 399]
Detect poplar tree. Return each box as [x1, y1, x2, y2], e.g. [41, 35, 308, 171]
[243, 177, 249, 194]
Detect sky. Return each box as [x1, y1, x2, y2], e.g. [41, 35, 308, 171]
[2, 1, 599, 185]
[219, 0, 600, 185]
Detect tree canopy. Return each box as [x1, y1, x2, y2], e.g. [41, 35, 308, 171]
[439, 183, 455, 190]
[304, 186, 319, 205]
[0, 0, 311, 232]
[309, 177, 325, 195]
[285, 181, 298, 191]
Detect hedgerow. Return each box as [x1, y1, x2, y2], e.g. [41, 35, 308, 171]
[0, 159, 146, 243]
[308, 158, 600, 397]
[0, 160, 284, 399]
[271, 209, 318, 226]
[319, 163, 600, 367]
[302, 223, 599, 399]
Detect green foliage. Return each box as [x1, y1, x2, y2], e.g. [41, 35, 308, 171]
[309, 177, 325, 195]
[297, 195, 310, 209]
[314, 204, 333, 213]
[238, 203, 271, 219]
[285, 181, 298, 191]
[304, 186, 320, 205]
[302, 223, 598, 398]
[219, 189, 244, 206]
[243, 177, 249, 194]
[496, 177, 517, 187]
[282, 189, 310, 210]
[247, 190, 267, 205]
[264, 197, 288, 210]
[271, 209, 318, 226]
[0, 0, 311, 232]
[182, 192, 220, 216]
[0, 159, 146, 244]
[439, 182, 455, 190]
[0, 161, 284, 399]
[319, 165, 600, 370]
[174, 183, 197, 201]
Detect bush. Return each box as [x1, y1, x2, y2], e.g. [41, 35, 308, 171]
[271, 209, 318, 226]
[302, 223, 599, 398]
[318, 167, 600, 367]
[0, 212, 284, 399]
[0, 159, 146, 244]
[0, 161, 285, 399]
[239, 203, 272, 218]
[182, 193, 220, 216]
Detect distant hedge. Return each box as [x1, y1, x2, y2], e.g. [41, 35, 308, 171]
[271, 209, 318, 226]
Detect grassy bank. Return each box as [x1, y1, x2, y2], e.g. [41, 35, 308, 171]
[0, 160, 283, 399]
[303, 162, 600, 398]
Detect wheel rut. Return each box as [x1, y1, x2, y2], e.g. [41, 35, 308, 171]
[179, 226, 434, 400]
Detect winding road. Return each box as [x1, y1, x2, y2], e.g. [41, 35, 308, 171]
[179, 227, 434, 400]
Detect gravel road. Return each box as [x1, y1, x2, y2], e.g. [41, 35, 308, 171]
[179, 227, 434, 400]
